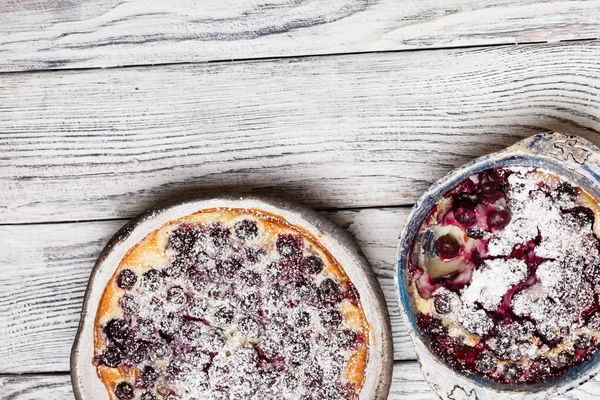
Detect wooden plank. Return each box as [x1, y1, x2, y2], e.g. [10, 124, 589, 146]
[2, 41, 600, 224]
[4, 363, 600, 400]
[0, 207, 411, 373]
[1, 0, 600, 72]
[0, 374, 73, 400]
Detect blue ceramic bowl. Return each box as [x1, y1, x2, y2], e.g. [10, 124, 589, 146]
[396, 132, 600, 399]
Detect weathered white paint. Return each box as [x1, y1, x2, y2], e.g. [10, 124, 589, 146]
[0, 0, 599, 71]
[2, 41, 600, 224]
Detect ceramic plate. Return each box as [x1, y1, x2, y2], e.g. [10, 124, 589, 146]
[72, 195, 393, 400]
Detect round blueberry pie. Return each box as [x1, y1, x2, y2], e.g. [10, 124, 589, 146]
[93, 208, 370, 399]
[410, 167, 600, 385]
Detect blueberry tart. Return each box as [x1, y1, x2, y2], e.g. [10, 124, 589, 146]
[92, 207, 381, 400]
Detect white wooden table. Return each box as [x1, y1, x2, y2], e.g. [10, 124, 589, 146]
[2, 1, 600, 398]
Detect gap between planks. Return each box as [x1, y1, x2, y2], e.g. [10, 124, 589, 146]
[0, 38, 595, 77]
[2, 361, 600, 400]
[2, 0, 600, 72]
[3, 41, 600, 224]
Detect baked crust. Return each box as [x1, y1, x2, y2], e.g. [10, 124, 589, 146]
[94, 207, 369, 399]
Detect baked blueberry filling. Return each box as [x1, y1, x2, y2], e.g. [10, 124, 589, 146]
[411, 167, 600, 384]
[94, 216, 365, 399]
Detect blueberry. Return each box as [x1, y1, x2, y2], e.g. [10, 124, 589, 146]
[141, 393, 158, 400]
[294, 280, 318, 305]
[286, 339, 310, 365]
[433, 292, 453, 314]
[475, 352, 496, 374]
[240, 292, 260, 312]
[454, 207, 476, 227]
[167, 223, 200, 253]
[321, 383, 354, 400]
[435, 235, 460, 259]
[557, 181, 580, 199]
[303, 255, 324, 275]
[114, 382, 135, 400]
[303, 362, 323, 387]
[234, 219, 259, 240]
[104, 319, 130, 344]
[588, 311, 600, 330]
[147, 297, 163, 315]
[428, 317, 448, 336]
[187, 298, 209, 319]
[237, 317, 262, 339]
[166, 286, 186, 304]
[215, 258, 241, 277]
[116, 269, 137, 290]
[259, 338, 281, 359]
[531, 357, 552, 378]
[119, 295, 138, 314]
[536, 325, 562, 347]
[563, 206, 595, 228]
[141, 269, 162, 292]
[214, 306, 234, 325]
[153, 342, 168, 358]
[490, 335, 513, 360]
[128, 340, 150, 363]
[240, 270, 261, 287]
[137, 319, 155, 338]
[276, 234, 303, 258]
[319, 309, 342, 329]
[232, 346, 259, 372]
[335, 329, 360, 349]
[211, 389, 229, 400]
[191, 273, 207, 292]
[140, 365, 158, 386]
[557, 350, 574, 367]
[487, 209, 511, 230]
[182, 322, 203, 343]
[574, 334, 592, 349]
[318, 279, 343, 306]
[209, 223, 230, 248]
[505, 364, 522, 381]
[244, 247, 264, 264]
[295, 311, 311, 328]
[158, 313, 183, 338]
[164, 260, 183, 278]
[102, 345, 122, 368]
[269, 312, 287, 326]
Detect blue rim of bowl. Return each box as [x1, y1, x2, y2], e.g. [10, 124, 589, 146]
[395, 132, 600, 395]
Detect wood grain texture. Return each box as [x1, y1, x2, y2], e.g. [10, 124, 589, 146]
[4, 363, 600, 400]
[1, 0, 600, 72]
[2, 41, 600, 224]
[0, 208, 410, 373]
[0, 374, 73, 400]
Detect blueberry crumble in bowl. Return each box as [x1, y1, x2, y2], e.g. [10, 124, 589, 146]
[72, 197, 392, 400]
[396, 132, 600, 399]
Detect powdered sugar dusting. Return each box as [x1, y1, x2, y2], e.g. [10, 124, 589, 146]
[412, 166, 600, 384]
[462, 259, 528, 312]
[94, 212, 364, 400]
